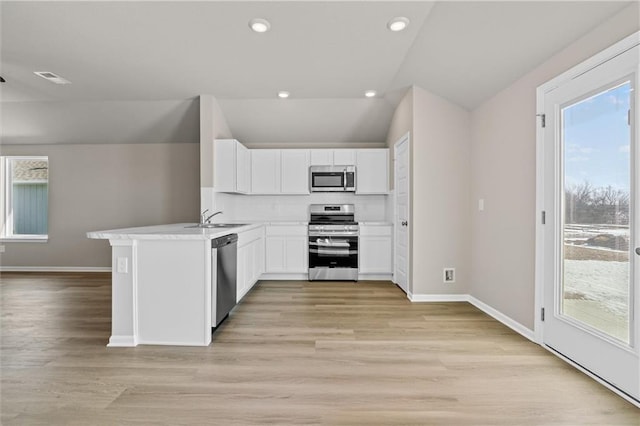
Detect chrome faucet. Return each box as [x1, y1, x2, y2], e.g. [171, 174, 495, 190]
[201, 210, 223, 224]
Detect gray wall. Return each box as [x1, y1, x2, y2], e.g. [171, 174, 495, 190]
[200, 95, 232, 189]
[469, 3, 640, 329]
[412, 86, 471, 296]
[385, 86, 472, 297]
[0, 143, 200, 268]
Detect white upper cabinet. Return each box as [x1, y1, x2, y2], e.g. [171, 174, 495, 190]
[214, 139, 250, 194]
[236, 143, 250, 193]
[310, 149, 356, 166]
[356, 149, 389, 194]
[251, 149, 281, 194]
[333, 149, 356, 166]
[252, 149, 310, 195]
[310, 149, 333, 166]
[215, 143, 387, 195]
[281, 149, 310, 194]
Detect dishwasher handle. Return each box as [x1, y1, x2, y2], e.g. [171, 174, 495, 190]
[211, 234, 238, 249]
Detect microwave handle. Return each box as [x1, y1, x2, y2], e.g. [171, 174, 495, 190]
[343, 169, 347, 191]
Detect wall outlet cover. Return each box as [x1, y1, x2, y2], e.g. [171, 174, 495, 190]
[443, 268, 455, 283]
[117, 257, 128, 274]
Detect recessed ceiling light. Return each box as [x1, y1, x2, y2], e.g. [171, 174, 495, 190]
[387, 17, 410, 32]
[34, 71, 71, 85]
[249, 18, 271, 33]
[365, 90, 377, 98]
[277, 91, 290, 99]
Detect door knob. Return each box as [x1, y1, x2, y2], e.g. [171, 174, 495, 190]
[401, 221, 408, 226]
[635, 247, 640, 256]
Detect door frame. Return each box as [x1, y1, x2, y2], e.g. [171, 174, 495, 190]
[393, 132, 411, 295]
[535, 31, 640, 405]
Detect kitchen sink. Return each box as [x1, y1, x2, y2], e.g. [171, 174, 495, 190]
[185, 223, 249, 229]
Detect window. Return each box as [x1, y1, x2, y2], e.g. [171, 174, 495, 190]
[1, 156, 49, 241]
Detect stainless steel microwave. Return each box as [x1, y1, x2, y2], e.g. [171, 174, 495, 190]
[309, 166, 356, 192]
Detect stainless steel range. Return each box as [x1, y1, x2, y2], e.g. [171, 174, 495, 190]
[308, 204, 359, 281]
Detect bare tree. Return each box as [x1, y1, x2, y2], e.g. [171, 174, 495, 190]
[565, 181, 629, 225]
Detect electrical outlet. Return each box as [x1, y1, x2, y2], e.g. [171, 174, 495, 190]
[478, 199, 485, 211]
[117, 257, 128, 274]
[443, 268, 455, 283]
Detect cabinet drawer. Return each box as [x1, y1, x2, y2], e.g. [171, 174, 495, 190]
[237, 226, 265, 247]
[266, 225, 308, 236]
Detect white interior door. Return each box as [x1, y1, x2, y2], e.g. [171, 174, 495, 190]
[394, 133, 410, 294]
[541, 40, 639, 401]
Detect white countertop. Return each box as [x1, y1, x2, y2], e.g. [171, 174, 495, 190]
[88, 221, 392, 241]
[265, 221, 308, 225]
[87, 223, 263, 241]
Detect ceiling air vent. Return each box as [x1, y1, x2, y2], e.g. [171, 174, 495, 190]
[34, 71, 71, 85]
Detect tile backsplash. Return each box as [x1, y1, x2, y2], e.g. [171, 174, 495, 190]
[210, 192, 390, 222]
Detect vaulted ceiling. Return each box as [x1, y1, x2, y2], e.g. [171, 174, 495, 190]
[0, 1, 633, 146]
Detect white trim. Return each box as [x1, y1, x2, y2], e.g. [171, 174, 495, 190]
[394, 132, 411, 293]
[535, 31, 640, 345]
[109, 239, 135, 247]
[409, 293, 468, 302]
[1, 236, 48, 243]
[536, 31, 640, 399]
[358, 274, 393, 281]
[1, 155, 50, 240]
[260, 273, 309, 280]
[0, 266, 111, 272]
[538, 32, 640, 96]
[136, 339, 210, 347]
[107, 335, 137, 347]
[543, 344, 640, 408]
[468, 295, 536, 342]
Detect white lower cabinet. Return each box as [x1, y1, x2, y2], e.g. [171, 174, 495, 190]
[264, 225, 308, 274]
[359, 225, 393, 275]
[236, 226, 265, 302]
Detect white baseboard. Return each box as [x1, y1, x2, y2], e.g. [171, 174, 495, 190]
[408, 292, 535, 342]
[467, 295, 535, 342]
[107, 335, 137, 347]
[136, 339, 210, 347]
[259, 274, 393, 281]
[409, 293, 468, 302]
[358, 273, 393, 281]
[1, 266, 111, 273]
[260, 273, 309, 280]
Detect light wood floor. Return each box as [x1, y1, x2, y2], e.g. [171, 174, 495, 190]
[1, 273, 638, 425]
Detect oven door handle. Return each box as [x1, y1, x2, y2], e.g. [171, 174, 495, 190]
[308, 233, 358, 238]
[309, 249, 357, 255]
[310, 240, 351, 248]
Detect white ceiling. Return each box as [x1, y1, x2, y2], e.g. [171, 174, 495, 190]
[0, 1, 634, 145]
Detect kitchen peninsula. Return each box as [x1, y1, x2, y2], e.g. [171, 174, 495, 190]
[87, 223, 261, 347]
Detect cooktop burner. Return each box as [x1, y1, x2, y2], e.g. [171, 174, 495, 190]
[309, 204, 356, 226]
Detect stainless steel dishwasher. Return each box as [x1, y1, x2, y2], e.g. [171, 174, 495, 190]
[211, 234, 238, 327]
